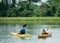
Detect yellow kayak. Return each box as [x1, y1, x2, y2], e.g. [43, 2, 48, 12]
[10, 32, 32, 39]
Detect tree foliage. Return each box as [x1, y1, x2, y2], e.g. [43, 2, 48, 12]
[0, 0, 60, 17]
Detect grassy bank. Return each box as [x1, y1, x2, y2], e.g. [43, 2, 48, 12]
[0, 17, 60, 24]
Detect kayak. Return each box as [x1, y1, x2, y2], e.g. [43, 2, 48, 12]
[10, 32, 32, 39]
[38, 33, 51, 39]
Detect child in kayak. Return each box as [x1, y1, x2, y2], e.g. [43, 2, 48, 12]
[42, 29, 48, 35]
[18, 24, 26, 34]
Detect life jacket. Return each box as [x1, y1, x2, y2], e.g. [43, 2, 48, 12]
[20, 29, 25, 34]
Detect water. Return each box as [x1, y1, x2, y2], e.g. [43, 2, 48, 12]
[0, 23, 60, 43]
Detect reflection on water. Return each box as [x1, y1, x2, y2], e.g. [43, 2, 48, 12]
[0, 23, 60, 43]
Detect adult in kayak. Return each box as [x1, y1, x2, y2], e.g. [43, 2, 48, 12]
[18, 24, 26, 34]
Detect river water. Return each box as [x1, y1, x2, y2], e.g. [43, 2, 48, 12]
[0, 23, 60, 43]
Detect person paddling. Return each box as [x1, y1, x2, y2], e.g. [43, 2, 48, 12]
[18, 24, 26, 34]
[42, 29, 48, 35]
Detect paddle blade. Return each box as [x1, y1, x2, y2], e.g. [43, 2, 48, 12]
[47, 26, 51, 30]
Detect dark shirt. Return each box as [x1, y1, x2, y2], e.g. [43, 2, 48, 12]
[20, 27, 25, 34]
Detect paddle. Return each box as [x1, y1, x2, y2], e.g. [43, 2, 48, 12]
[46, 26, 51, 31]
[45, 26, 52, 34]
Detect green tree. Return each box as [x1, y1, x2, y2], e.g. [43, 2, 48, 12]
[7, 7, 19, 17]
[12, 0, 16, 7]
[0, 0, 7, 17]
[47, 0, 60, 17]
